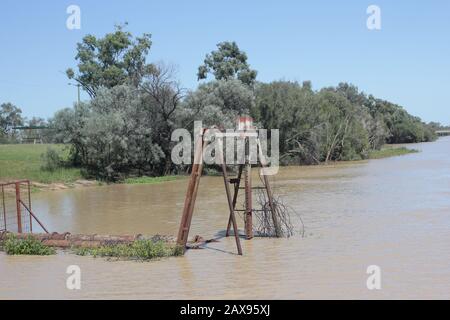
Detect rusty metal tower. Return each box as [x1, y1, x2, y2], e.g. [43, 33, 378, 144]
[176, 117, 280, 255]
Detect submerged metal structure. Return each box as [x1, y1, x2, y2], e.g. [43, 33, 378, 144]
[0, 180, 48, 234]
[176, 117, 280, 255]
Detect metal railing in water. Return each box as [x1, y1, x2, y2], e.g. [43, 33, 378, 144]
[0, 180, 48, 234]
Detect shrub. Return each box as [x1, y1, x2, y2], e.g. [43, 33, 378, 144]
[2, 235, 56, 255]
[40, 147, 63, 172]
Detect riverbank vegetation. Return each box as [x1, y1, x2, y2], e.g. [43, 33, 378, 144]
[1, 235, 56, 255]
[1, 25, 444, 183]
[73, 239, 183, 261]
[124, 175, 182, 184]
[0, 233, 181, 260]
[368, 147, 418, 159]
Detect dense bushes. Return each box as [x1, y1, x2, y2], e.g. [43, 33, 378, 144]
[179, 79, 255, 128]
[364, 96, 436, 144]
[40, 147, 63, 171]
[47, 28, 438, 181]
[253, 82, 373, 163]
[252, 81, 436, 164]
[51, 85, 167, 180]
[1, 235, 56, 255]
[50, 79, 438, 180]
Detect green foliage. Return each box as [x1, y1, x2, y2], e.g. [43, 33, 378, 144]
[51, 85, 167, 181]
[368, 147, 418, 159]
[253, 81, 368, 164]
[124, 175, 182, 184]
[40, 147, 63, 172]
[66, 24, 153, 98]
[48, 27, 439, 182]
[253, 81, 436, 165]
[198, 41, 257, 86]
[180, 79, 255, 128]
[73, 239, 183, 261]
[364, 95, 437, 143]
[0, 102, 23, 142]
[2, 235, 56, 255]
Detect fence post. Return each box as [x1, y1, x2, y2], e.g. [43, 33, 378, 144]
[2, 185, 6, 231]
[15, 182, 22, 233]
[28, 181, 32, 232]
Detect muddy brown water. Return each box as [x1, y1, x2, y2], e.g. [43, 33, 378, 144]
[1, 137, 449, 299]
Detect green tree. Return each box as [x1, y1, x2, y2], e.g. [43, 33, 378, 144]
[181, 79, 255, 128]
[66, 24, 153, 98]
[49, 104, 90, 163]
[139, 63, 185, 173]
[0, 102, 23, 138]
[51, 85, 166, 181]
[365, 97, 436, 143]
[197, 41, 257, 86]
[253, 81, 372, 164]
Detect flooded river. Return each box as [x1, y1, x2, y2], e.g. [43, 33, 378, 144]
[1, 137, 449, 299]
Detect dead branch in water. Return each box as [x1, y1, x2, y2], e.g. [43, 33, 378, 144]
[253, 189, 305, 238]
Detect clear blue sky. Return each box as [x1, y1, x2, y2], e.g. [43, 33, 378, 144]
[0, 0, 449, 124]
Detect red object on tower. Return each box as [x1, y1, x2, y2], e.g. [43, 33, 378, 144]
[237, 116, 255, 131]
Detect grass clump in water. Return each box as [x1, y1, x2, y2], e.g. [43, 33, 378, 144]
[73, 239, 183, 261]
[123, 175, 181, 184]
[368, 147, 418, 159]
[1, 235, 56, 255]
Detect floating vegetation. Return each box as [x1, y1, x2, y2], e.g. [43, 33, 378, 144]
[368, 147, 418, 159]
[124, 175, 182, 185]
[72, 239, 183, 261]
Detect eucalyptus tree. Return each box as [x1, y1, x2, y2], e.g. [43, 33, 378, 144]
[198, 41, 257, 86]
[66, 24, 153, 98]
[0, 102, 23, 141]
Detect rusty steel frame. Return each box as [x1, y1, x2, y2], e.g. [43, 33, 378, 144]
[244, 162, 253, 239]
[225, 164, 243, 237]
[28, 180, 32, 233]
[15, 182, 22, 233]
[217, 137, 242, 255]
[0, 180, 48, 234]
[224, 134, 281, 238]
[176, 132, 243, 255]
[176, 126, 281, 255]
[19, 200, 49, 234]
[177, 133, 205, 249]
[1, 185, 6, 231]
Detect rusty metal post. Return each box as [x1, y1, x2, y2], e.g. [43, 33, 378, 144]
[177, 133, 205, 249]
[226, 164, 243, 236]
[1, 185, 6, 230]
[244, 136, 253, 239]
[244, 161, 253, 239]
[27, 180, 32, 232]
[15, 182, 22, 233]
[257, 139, 281, 237]
[19, 200, 49, 234]
[217, 137, 242, 255]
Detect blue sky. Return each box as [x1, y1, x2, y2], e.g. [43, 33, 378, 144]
[0, 0, 449, 124]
